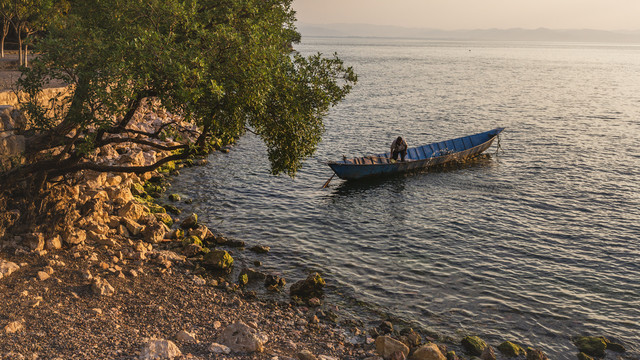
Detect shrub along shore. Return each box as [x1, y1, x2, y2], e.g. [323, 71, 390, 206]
[0, 101, 627, 360]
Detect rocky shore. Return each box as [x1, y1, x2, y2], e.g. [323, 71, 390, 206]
[0, 97, 630, 360]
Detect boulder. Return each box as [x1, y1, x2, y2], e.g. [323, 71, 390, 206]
[497, 341, 525, 358]
[298, 349, 319, 360]
[203, 250, 233, 270]
[219, 321, 268, 353]
[289, 272, 325, 299]
[118, 201, 148, 222]
[106, 186, 134, 203]
[573, 337, 606, 358]
[461, 336, 487, 356]
[411, 343, 446, 360]
[375, 336, 410, 360]
[0, 259, 20, 279]
[139, 339, 182, 359]
[187, 224, 210, 240]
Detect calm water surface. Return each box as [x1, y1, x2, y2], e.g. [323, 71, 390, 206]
[172, 38, 640, 358]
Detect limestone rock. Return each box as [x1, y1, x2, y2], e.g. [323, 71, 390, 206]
[139, 339, 182, 359]
[142, 218, 166, 244]
[176, 330, 197, 343]
[461, 336, 487, 356]
[375, 336, 410, 360]
[4, 319, 25, 334]
[187, 224, 210, 240]
[25, 232, 45, 251]
[91, 277, 115, 296]
[36, 271, 50, 281]
[123, 218, 144, 237]
[219, 321, 267, 353]
[497, 341, 525, 357]
[208, 343, 231, 354]
[411, 343, 446, 360]
[64, 228, 86, 245]
[290, 272, 325, 299]
[0, 259, 20, 279]
[118, 201, 148, 222]
[203, 249, 233, 270]
[45, 235, 62, 250]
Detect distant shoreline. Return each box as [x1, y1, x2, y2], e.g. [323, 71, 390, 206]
[298, 24, 640, 44]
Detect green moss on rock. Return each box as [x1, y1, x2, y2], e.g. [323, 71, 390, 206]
[182, 235, 203, 247]
[461, 336, 487, 356]
[168, 193, 181, 201]
[498, 341, 525, 358]
[577, 352, 594, 360]
[203, 249, 234, 270]
[165, 204, 181, 215]
[574, 336, 607, 357]
[131, 183, 146, 196]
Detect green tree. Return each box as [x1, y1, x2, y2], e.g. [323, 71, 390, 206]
[10, 0, 59, 66]
[4, 0, 356, 187]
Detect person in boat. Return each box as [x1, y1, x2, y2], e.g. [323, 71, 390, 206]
[390, 136, 408, 161]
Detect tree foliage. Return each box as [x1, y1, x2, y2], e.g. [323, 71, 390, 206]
[5, 0, 356, 186]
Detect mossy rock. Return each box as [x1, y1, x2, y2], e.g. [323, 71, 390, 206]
[131, 183, 147, 196]
[168, 193, 181, 202]
[165, 204, 181, 215]
[203, 249, 234, 270]
[606, 341, 625, 353]
[289, 272, 325, 299]
[498, 341, 525, 358]
[238, 273, 248, 286]
[147, 203, 166, 214]
[182, 235, 203, 247]
[461, 336, 487, 356]
[577, 352, 594, 360]
[154, 213, 174, 227]
[446, 351, 458, 360]
[573, 336, 606, 357]
[158, 161, 176, 174]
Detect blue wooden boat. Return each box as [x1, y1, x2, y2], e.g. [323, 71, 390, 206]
[328, 128, 504, 180]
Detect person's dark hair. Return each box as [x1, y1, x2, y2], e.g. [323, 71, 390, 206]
[397, 136, 403, 142]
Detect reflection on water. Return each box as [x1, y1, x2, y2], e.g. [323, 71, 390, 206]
[170, 38, 640, 359]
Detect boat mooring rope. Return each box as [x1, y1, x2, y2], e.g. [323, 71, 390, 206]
[494, 133, 503, 155]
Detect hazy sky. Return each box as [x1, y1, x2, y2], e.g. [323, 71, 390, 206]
[293, 0, 640, 31]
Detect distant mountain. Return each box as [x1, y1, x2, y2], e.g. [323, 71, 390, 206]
[297, 23, 640, 43]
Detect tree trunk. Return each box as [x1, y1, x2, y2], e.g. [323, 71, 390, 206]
[17, 30, 22, 66]
[24, 44, 27, 67]
[1, 35, 4, 58]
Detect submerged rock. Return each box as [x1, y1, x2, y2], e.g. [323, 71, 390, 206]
[290, 272, 325, 299]
[461, 336, 487, 356]
[573, 337, 606, 357]
[525, 347, 549, 360]
[497, 341, 525, 358]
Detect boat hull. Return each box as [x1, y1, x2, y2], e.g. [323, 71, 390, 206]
[328, 128, 504, 180]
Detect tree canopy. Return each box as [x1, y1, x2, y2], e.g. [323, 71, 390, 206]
[5, 0, 356, 187]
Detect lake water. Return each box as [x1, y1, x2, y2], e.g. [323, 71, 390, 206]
[172, 38, 640, 358]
